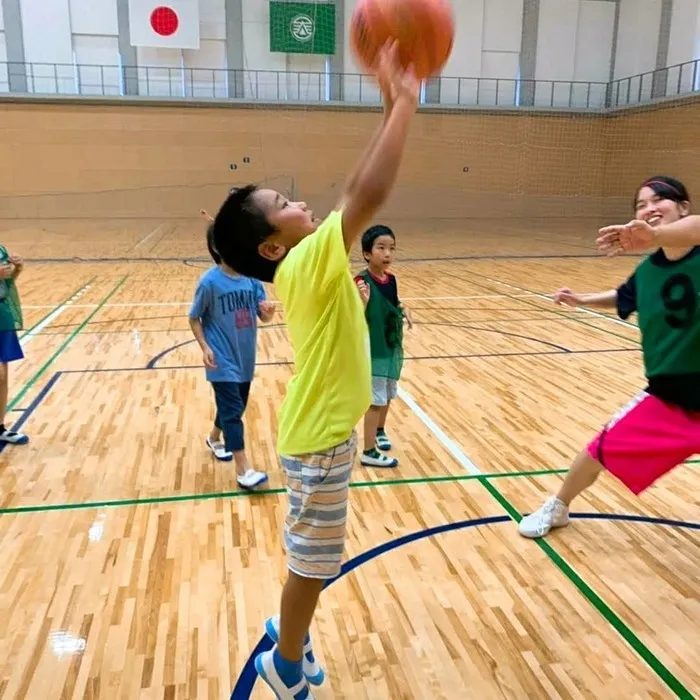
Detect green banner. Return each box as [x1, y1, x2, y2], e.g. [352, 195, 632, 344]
[269, 2, 335, 55]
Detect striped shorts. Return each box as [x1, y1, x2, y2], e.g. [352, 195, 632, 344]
[281, 432, 357, 580]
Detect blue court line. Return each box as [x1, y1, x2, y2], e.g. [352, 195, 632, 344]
[146, 339, 197, 369]
[230, 513, 700, 699]
[0, 373, 62, 455]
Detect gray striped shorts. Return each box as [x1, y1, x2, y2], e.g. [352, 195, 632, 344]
[280, 432, 357, 579]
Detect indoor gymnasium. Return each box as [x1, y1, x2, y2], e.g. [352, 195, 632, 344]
[1, 0, 699, 698]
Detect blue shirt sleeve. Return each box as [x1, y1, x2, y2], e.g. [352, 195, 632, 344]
[189, 276, 211, 320]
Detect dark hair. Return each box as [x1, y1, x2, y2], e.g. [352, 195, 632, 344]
[361, 225, 395, 260]
[635, 176, 690, 209]
[206, 223, 221, 264]
[211, 184, 280, 282]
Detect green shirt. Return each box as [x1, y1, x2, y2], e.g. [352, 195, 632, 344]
[617, 246, 700, 410]
[0, 246, 22, 332]
[357, 269, 404, 381]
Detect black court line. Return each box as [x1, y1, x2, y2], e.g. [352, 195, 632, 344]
[24, 252, 642, 266]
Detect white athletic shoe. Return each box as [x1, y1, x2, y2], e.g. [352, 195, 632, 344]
[265, 616, 325, 686]
[360, 449, 398, 468]
[237, 468, 268, 490]
[519, 496, 570, 538]
[206, 436, 232, 461]
[255, 646, 315, 700]
[0, 429, 29, 445]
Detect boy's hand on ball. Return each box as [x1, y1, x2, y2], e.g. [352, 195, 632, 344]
[376, 40, 419, 109]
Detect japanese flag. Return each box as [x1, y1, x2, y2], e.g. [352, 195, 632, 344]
[128, 0, 200, 49]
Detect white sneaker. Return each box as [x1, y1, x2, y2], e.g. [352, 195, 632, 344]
[237, 468, 268, 490]
[0, 429, 29, 445]
[519, 496, 570, 538]
[255, 646, 315, 700]
[265, 616, 325, 686]
[206, 436, 232, 461]
[360, 449, 398, 468]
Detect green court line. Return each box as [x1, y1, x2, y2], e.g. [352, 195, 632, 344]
[479, 474, 694, 698]
[8, 277, 128, 411]
[19, 277, 97, 340]
[450, 272, 695, 698]
[2, 459, 698, 516]
[0, 467, 569, 515]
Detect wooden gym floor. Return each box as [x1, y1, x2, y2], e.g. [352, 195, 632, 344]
[1, 218, 698, 700]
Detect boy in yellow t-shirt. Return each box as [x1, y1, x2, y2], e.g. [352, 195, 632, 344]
[210, 43, 419, 699]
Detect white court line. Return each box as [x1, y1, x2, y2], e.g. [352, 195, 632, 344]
[20, 284, 91, 347]
[483, 277, 639, 330]
[402, 294, 538, 301]
[24, 302, 183, 309]
[24, 304, 95, 309]
[398, 387, 482, 475]
[131, 223, 164, 251]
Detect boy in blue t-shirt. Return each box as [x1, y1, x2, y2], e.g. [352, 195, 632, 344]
[188, 225, 275, 489]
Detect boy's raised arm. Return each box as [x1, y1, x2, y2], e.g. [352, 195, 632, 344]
[339, 42, 419, 251]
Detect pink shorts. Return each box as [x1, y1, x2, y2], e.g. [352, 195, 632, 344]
[588, 391, 700, 495]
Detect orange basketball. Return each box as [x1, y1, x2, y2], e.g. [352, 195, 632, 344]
[350, 0, 455, 79]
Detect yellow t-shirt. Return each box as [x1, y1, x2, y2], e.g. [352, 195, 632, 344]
[274, 210, 371, 455]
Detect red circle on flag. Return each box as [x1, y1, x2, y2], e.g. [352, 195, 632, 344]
[150, 6, 179, 36]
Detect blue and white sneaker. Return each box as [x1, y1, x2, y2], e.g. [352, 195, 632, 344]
[265, 616, 325, 686]
[375, 429, 392, 451]
[206, 436, 232, 462]
[237, 468, 268, 490]
[0, 429, 28, 445]
[255, 645, 315, 699]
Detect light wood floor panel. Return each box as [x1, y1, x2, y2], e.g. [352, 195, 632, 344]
[0, 366, 484, 510]
[3, 225, 699, 699]
[496, 473, 700, 694]
[0, 483, 684, 700]
[399, 350, 646, 475]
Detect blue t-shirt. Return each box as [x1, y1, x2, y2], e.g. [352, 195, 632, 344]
[188, 267, 266, 383]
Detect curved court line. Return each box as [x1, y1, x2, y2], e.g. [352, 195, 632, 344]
[231, 513, 700, 699]
[145, 324, 288, 369]
[148, 320, 572, 370]
[416, 321, 571, 352]
[146, 339, 197, 369]
[147, 343, 637, 372]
